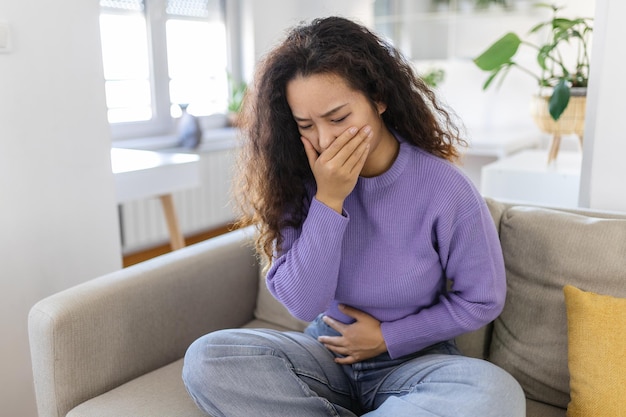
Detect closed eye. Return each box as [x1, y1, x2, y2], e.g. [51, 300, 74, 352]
[331, 114, 349, 123]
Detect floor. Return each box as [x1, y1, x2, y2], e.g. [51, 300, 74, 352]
[122, 222, 236, 267]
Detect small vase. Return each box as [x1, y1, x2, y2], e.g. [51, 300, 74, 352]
[177, 104, 202, 149]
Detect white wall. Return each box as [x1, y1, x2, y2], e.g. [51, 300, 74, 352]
[579, 0, 626, 211]
[0, 1, 122, 416]
[240, 0, 373, 77]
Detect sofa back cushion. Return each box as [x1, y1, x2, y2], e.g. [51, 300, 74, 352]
[255, 269, 309, 331]
[489, 205, 626, 409]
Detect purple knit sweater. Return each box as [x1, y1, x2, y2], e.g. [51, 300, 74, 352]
[266, 136, 506, 359]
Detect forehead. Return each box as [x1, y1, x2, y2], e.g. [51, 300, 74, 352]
[286, 73, 364, 116]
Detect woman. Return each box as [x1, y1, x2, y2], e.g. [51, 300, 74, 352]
[183, 16, 525, 417]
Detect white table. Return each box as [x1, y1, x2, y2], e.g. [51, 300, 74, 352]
[481, 149, 582, 208]
[459, 128, 541, 189]
[111, 148, 200, 251]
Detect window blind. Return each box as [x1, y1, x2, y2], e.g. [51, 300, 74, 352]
[100, 0, 144, 12]
[166, 0, 222, 19]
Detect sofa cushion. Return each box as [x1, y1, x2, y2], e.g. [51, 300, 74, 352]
[242, 318, 298, 331]
[254, 270, 309, 332]
[489, 206, 626, 409]
[526, 399, 566, 417]
[66, 359, 206, 417]
[564, 285, 626, 417]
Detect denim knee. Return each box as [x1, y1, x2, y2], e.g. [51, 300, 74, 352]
[470, 360, 526, 416]
[182, 329, 291, 393]
[181, 332, 210, 399]
[183, 331, 242, 396]
[181, 329, 358, 417]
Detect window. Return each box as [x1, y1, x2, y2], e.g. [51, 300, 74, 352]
[99, 0, 228, 139]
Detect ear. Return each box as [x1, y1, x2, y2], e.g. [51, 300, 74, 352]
[375, 101, 387, 115]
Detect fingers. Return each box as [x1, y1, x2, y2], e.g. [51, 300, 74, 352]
[334, 356, 357, 365]
[337, 304, 364, 319]
[323, 125, 372, 171]
[320, 314, 357, 363]
[322, 314, 346, 333]
[347, 139, 370, 175]
[304, 125, 372, 212]
[318, 308, 387, 364]
[317, 336, 358, 365]
[318, 335, 343, 348]
[319, 316, 349, 357]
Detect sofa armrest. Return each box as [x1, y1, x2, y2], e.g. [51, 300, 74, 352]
[28, 227, 259, 417]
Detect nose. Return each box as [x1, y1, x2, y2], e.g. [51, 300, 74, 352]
[317, 126, 336, 151]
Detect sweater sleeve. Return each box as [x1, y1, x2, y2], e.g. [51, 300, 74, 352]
[380, 199, 506, 358]
[266, 198, 349, 321]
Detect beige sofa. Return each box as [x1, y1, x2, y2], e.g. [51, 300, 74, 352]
[29, 198, 626, 417]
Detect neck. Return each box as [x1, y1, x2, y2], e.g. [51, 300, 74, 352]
[361, 127, 399, 178]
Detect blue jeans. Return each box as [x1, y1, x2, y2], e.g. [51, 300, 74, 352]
[183, 316, 525, 417]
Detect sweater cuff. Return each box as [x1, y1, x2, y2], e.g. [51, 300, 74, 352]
[309, 197, 350, 222]
[381, 321, 413, 359]
[380, 319, 432, 359]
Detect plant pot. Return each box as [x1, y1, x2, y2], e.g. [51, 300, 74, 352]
[529, 88, 587, 163]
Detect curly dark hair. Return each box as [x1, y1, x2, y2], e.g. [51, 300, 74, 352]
[233, 16, 465, 265]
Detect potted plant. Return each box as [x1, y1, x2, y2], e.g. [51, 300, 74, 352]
[227, 73, 247, 127]
[473, 3, 593, 161]
[421, 67, 446, 88]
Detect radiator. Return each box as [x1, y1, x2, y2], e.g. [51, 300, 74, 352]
[119, 146, 237, 253]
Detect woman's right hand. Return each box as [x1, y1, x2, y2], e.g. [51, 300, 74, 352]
[301, 125, 372, 214]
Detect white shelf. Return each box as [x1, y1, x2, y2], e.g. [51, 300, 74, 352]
[481, 149, 582, 208]
[463, 128, 540, 158]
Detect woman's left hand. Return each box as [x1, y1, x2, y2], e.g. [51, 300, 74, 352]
[318, 305, 387, 364]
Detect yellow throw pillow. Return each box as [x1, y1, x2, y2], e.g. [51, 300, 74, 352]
[563, 285, 626, 417]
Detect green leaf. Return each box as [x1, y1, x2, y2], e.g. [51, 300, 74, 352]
[479, 63, 514, 90]
[474, 33, 521, 71]
[549, 79, 571, 121]
[534, 2, 558, 10]
[553, 18, 578, 31]
[537, 44, 552, 70]
[529, 21, 550, 34]
[482, 70, 501, 90]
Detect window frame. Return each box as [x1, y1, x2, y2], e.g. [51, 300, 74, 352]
[102, 0, 238, 142]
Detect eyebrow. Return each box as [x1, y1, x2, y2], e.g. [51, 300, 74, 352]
[293, 103, 348, 122]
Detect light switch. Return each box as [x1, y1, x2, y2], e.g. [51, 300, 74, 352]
[0, 21, 11, 53]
